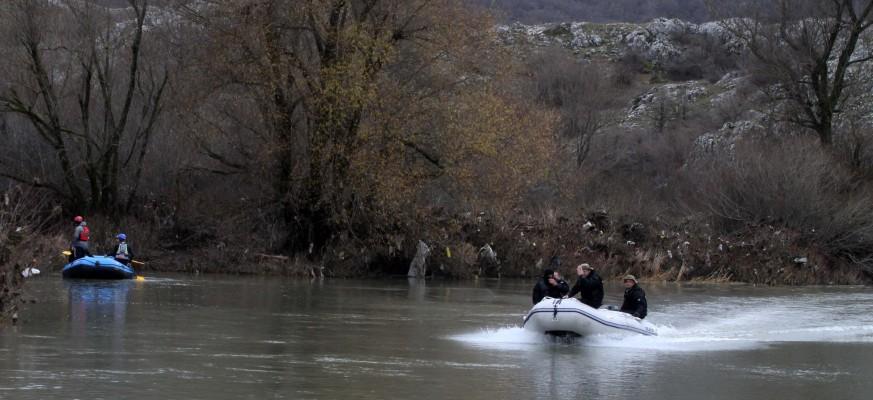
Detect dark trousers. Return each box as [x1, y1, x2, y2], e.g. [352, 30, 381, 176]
[69, 245, 91, 262]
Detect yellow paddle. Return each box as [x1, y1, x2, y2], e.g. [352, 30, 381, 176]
[130, 260, 146, 280]
[62, 250, 146, 280]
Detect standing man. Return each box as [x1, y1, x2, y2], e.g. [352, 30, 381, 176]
[70, 216, 91, 261]
[567, 263, 604, 309]
[532, 269, 570, 304]
[619, 274, 648, 319]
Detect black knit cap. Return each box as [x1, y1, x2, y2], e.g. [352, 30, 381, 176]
[543, 269, 554, 279]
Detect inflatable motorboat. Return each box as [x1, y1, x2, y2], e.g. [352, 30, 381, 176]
[62, 256, 135, 280]
[523, 297, 657, 337]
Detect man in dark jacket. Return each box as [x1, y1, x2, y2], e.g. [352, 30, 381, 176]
[532, 269, 570, 304]
[619, 274, 648, 319]
[567, 263, 604, 309]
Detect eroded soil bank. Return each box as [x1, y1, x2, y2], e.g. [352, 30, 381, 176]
[29, 211, 870, 286]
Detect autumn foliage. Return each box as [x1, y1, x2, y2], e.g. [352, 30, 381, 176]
[2, 1, 873, 284]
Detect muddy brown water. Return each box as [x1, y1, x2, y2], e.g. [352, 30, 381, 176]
[1, 276, 872, 399]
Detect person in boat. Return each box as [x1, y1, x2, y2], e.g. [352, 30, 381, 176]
[532, 269, 570, 304]
[566, 263, 604, 309]
[619, 274, 648, 319]
[70, 215, 91, 262]
[114, 233, 134, 266]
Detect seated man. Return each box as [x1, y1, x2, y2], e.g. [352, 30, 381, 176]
[567, 263, 604, 308]
[532, 269, 569, 304]
[619, 274, 648, 319]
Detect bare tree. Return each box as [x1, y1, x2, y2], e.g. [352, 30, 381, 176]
[646, 95, 674, 134]
[176, 0, 546, 253]
[532, 50, 618, 167]
[689, 138, 873, 273]
[712, 0, 873, 146]
[0, 0, 167, 214]
[176, 0, 443, 249]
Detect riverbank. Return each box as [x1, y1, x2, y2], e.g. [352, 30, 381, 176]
[33, 211, 872, 286]
[1, 243, 53, 325]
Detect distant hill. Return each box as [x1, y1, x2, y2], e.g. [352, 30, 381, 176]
[470, 0, 710, 23]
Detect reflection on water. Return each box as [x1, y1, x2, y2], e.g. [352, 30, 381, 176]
[0, 277, 872, 399]
[65, 281, 137, 380]
[67, 281, 132, 337]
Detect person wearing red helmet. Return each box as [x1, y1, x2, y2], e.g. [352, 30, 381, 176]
[69, 215, 91, 261]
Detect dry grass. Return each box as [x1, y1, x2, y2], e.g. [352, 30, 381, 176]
[1, 186, 57, 325]
[688, 138, 873, 275]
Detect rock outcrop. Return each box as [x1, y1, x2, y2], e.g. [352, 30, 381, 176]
[498, 18, 740, 65]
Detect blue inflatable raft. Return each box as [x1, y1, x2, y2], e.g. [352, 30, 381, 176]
[62, 256, 135, 280]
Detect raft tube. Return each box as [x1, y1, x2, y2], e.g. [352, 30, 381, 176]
[62, 256, 135, 280]
[524, 297, 657, 337]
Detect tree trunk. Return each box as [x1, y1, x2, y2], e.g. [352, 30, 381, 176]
[818, 112, 833, 146]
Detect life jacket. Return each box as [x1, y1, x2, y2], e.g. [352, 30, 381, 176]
[78, 226, 90, 242]
[116, 242, 129, 259]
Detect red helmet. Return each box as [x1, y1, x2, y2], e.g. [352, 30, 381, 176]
[74, 216, 84, 223]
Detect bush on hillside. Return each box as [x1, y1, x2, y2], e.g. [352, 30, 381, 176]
[688, 138, 873, 273]
[1, 186, 57, 325]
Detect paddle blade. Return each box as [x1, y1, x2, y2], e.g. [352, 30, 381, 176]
[62, 250, 72, 256]
[135, 276, 146, 281]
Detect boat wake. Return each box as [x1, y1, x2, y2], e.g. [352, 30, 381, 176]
[451, 291, 873, 352]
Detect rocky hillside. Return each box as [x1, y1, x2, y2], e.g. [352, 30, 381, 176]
[490, 16, 873, 285]
[498, 18, 740, 64]
[502, 18, 761, 150]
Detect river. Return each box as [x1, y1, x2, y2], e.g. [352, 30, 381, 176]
[1, 276, 872, 399]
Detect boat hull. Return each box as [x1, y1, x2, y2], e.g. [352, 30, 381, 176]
[523, 297, 657, 337]
[62, 256, 135, 280]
